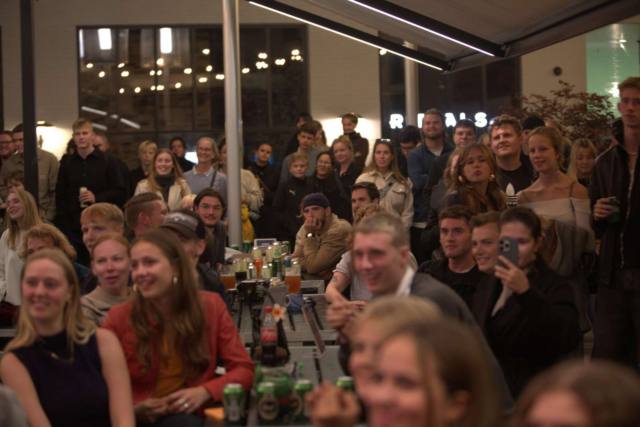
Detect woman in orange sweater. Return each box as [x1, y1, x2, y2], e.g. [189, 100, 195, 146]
[103, 229, 254, 426]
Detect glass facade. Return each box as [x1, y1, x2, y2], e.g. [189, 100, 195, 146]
[78, 25, 308, 166]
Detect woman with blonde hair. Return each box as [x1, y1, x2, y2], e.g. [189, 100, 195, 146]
[20, 223, 92, 283]
[356, 139, 414, 228]
[103, 229, 253, 426]
[0, 249, 134, 427]
[0, 189, 43, 325]
[179, 194, 197, 210]
[81, 233, 132, 326]
[511, 361, 640, 427]
[331, 135, 363, 222]
[567, 138, 598, 188]
[134, 148, 192, 211]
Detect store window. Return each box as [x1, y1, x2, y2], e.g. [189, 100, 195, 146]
[379, 34, 520, 140]
[78, 25, 308, 166]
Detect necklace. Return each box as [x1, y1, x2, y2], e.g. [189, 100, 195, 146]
[40, 341, 75, 364]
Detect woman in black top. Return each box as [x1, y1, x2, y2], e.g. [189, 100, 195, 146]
[313, 152, 335, 195]
[472, 207, 580, 398]
[331, 136, 363, 222]
[0, 249, 134, 427]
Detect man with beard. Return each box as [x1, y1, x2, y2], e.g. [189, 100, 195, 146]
[194, 188, 227, 271]
[423, 119, 476, 210]
[407, 109, 454, 264]
[291, 193, 352, 279]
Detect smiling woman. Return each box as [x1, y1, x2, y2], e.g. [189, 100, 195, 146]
[134, 148, 192, 211]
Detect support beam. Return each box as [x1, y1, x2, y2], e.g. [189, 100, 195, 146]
[404, 41, 418, 126]
[223, 0, 243, 248]
[20, 0, 39, 204]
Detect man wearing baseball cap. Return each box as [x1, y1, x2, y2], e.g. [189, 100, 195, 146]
[291, 193, 352, 280]
[161, 209, 229, 310]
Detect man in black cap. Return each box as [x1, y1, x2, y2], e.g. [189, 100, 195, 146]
[160, 209, 229, 310]
[291, 193, 352, 280]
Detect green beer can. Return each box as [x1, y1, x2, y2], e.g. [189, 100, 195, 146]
[243, 240, 252, 253]
[231, 244, 240, 251]
[292, 379, 313, 421]
[223, 383, 245, 425]
[272, 258, 282, 278]
[336, 376, 355, 392]
[257, 382, 279, 422]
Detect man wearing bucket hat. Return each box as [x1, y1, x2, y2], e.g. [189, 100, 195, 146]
[291, 193, 352, 280]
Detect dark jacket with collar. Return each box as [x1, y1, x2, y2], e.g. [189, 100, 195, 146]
[338, 271, 515, 415]
[329, 162, 362, 222]
[589, 132, 640, 286]
[472, 258, 580, 398]
[345, 132, 369, 168]
[408, 142, 455, 223]
[248, 162, 281, 206]
[272, 176, 315, 241]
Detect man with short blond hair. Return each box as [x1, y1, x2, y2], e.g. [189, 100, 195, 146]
[56, 118, 127, 265]
[129, 140, 157, 194]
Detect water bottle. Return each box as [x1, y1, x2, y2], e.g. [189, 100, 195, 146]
[261, 307, 277, 366]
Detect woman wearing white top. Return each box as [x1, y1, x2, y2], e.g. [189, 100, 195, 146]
[0, 189, 43, 324]
[517, 127, 591, 230]
[134, 148, 191, 211]
[355, 139, 414, 228]
[518, 126, 595, 337]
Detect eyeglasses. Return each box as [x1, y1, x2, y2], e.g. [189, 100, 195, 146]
[197, 147, 213, 153]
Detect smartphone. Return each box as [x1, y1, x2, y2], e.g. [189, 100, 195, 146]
[498, 237, 519, 268]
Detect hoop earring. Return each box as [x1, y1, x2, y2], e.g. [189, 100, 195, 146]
[132, 284, 138, 293]
[458, 175, 465, 183]
[173, 276, 178, 285]
[489, 174, 496, 182]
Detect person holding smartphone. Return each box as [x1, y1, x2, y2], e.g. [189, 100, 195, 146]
[472, 207, 580, 398]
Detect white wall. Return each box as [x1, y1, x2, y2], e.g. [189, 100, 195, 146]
[0, 0, 381, 158]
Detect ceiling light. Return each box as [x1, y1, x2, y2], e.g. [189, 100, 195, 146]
[151, 85, 156, 91]
[199, 77, 208, 83]
[291, 49, 300, 55]
[121, 71, 130, 77]
[160, 27, 173, 54]
[119, 88, 125, 94]
[206, 65, 213, 72]
[157, 70, 163, 76]
[203, 48, 211, 55]
[346, 0, 502, 57]
[620, 39, 627, 43]
[242, 68, 250, 74]
[379, 49, 387, 55]
[150, 70, 156, 76]
[157, 85, 165, 91]
[184, 68, 193, 74]
[258, 52, 268, 59]
[175, 82, 182, 88]
[98, 28, 112, 50]
[134, 87, 141, 93]
[295, 55, 301, 61]
[216, 74, 225, 80]
[275, 59, 286, 65]
[118, 63, 125, 68]
[157, 58, 165, 66]
[86, 63, 94, 69]
[248, 0, 448, 71]
[98, 71, 106, 78]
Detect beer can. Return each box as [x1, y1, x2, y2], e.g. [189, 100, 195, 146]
[607, 196, 621, 223]
[282, 241, 291, 255]
[223, 383, 245, 424]
[252, 246, 263, 260]
[292, 379, 313, 420]
[266, 246, 274, 262]
[336, 376, 355, 392]
[272, 258, 282, 278]
[247, 263, 257, 280]
[243, 240, 252, 254]
[257, 382, 279, 421]
[261, 265, 272, 279]
[79, 187, 88, 208]
[273, 242, 282, 258]
[283, 255, 292, 268]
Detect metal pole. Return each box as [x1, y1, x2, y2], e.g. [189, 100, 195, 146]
[21, 0, 39, 204]
[223, 0, 243, 247]
[404, 41, 419, 126]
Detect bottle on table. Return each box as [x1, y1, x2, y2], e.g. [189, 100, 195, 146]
[261, 306, 278, 366]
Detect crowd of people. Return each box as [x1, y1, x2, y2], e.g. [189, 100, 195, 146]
[0, 76, 638, 427]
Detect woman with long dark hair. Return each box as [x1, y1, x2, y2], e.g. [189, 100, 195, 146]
[356, 139, 414, 228]
[134, 148, 192, 211]
[103, 229, 253, 426]
[472, 207, 580, 398]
